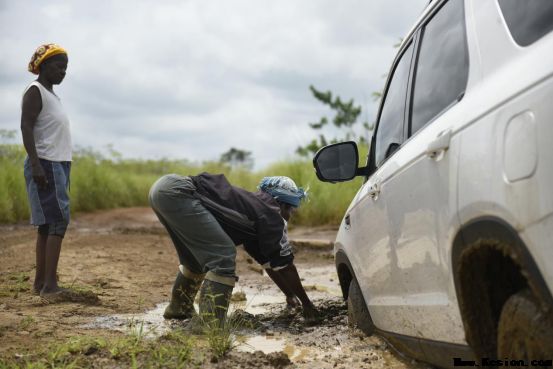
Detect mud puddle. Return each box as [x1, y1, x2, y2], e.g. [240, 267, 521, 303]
[75, 250, 424, 368]
[80, 272, 424, 368]
[80, 302, 172, 337]
[82, 265, 344, 363]
[238, 335, 312, 362]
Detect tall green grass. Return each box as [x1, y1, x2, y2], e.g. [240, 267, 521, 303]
[0, 144, 29, 223]
[0, 144, 367, 226]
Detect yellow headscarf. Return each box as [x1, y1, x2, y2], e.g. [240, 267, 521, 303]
[28, 43, 67, 75]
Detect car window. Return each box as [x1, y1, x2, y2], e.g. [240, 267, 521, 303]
[410, 0, 468, 136]
[498, 0, 553, 46]
[374, 42, 414, 168]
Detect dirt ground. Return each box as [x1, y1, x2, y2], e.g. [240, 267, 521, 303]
[0, 207, 430, 368]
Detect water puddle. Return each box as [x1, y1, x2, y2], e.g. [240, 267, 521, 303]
[81, 303, 171, 337]
[300, 266, 341, 297]
[233, 289, 285, 315]
[238, 335, 286, 354]
[80, 290, 285, 337]
[82, 265, 339, 362]
[237, 335, 311, 361]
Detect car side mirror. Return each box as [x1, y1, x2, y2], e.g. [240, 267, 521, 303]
[313, 141, 364, 182]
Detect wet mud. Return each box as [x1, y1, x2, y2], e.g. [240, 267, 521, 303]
[0, 207, 429, 368]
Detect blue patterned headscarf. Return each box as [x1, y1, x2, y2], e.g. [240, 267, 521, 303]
[258, 176, 307, 208]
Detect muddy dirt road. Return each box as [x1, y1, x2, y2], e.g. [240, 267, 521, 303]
[0, 207, 429, 368]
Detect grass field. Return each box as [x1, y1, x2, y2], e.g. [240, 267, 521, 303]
[0, 143, 367, 226]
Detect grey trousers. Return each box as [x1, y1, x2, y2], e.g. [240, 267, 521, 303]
[148, 174, 237, 279]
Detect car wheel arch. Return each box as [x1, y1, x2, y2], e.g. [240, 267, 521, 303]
[335, 250, 354, 300]
[335, 249, 376, 335]
[451, 216, 553, 357]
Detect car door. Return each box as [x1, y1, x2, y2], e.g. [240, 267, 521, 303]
[377, 0, 469, 343]
[351, 0, 472, 342]
[348, 39, 416, 336]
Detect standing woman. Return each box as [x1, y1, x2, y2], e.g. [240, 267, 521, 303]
[21, 44, 72, 299]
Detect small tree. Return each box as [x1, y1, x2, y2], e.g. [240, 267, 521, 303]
[296, 85, 373, 157]
[298, 42, 402, 157]
[219, 147, 254, 170]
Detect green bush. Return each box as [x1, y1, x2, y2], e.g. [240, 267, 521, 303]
[0, 144, 368, 226]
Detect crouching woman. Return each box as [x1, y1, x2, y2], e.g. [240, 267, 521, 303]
[149, 172, 318, 325]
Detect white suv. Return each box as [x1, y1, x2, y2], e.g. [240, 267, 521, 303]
[313, 0, 553, 367]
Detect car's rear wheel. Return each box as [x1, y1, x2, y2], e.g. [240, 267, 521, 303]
[347, 277, 375, 336]
[497, 289, 553, 360]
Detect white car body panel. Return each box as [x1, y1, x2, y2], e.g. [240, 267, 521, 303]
[333, 0, 553, 346]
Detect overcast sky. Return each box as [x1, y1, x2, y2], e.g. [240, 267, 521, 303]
[0, 0, 427, 169]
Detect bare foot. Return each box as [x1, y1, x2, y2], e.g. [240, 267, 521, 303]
[32, 283, 43, 295]
[302, 304, 321, 324]
[39, 288, 75, 303]
[39, 287, 101, 305]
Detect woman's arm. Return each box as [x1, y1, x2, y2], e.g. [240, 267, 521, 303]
[20, 86, 47, 189]
[272, 263, 318, 319]
[265, 268, 300, 308]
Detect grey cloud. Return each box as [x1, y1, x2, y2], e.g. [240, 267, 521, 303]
[1, 0, 427, 169]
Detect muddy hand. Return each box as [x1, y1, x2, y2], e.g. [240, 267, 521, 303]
[302, 303, 320, 322]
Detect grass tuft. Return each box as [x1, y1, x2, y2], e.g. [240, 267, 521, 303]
[0, 324, 204, 368]
[0, 271, 31, 298]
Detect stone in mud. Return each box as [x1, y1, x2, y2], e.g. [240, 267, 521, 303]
[266, 352, 292, 367]
[83, 345, 99, 356]
[40, 289, 101, 305]
[219, 351, 291, 369]
[93, 278, 111, 289]
[231, 291, 247, 302]
[229, 309, 264, 330]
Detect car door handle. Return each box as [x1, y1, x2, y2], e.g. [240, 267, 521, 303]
[344, 214, 351, 229]
[426, 129, 452, 158]
[368, 182, 380, 200]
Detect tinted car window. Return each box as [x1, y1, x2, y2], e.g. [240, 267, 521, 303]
[410, 0, 468, 135]
[499, 0, 553, 46]
[375, 42, 414, 167]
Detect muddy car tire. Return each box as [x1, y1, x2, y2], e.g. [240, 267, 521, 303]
[347, 277, 375, 336]
[497, 289, 553, 358]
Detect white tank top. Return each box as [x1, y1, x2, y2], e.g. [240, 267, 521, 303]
[23, 81, 72, 161]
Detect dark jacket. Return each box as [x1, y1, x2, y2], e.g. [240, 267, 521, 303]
[191, 172, 293, 268]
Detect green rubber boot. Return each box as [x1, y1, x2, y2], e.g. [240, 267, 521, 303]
[198, 273, 235, 327]
[163, 266, 204, 320]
